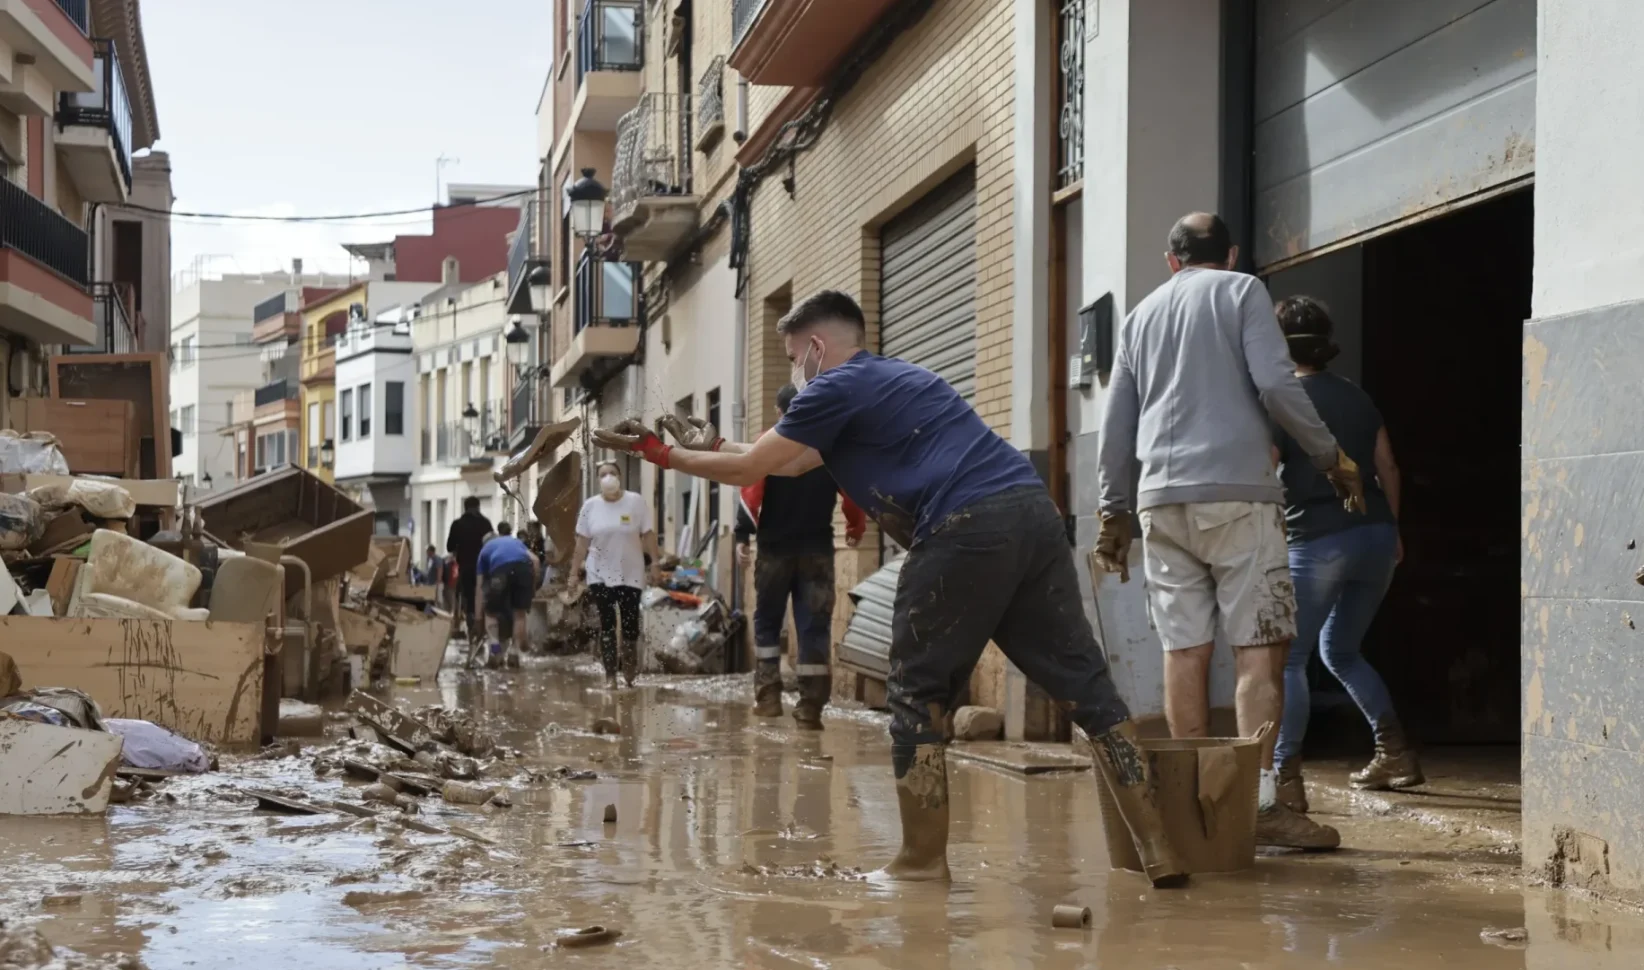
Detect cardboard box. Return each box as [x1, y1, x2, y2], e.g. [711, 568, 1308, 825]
[18, 398, 138, 477]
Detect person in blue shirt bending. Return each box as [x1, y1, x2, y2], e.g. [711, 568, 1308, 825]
[594, 290, 1186, 887]
[476, 522, 537, 670]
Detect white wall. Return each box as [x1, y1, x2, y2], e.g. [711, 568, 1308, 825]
[335, 339, 417, 480]
[1076, 0, 1236, 721]
[1532, 0, 1644, 318]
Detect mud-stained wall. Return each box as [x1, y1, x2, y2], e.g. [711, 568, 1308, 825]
[1521, 300, 1644, 907]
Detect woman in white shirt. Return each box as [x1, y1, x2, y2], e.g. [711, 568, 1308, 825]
[570, 461, 660, 688]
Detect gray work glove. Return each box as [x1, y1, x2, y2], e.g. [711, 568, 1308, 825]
[659, 414, 724, 452]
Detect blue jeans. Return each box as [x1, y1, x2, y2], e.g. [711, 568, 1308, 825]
[1274, 523, 1400, 767]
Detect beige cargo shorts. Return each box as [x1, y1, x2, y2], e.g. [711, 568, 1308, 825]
[1138, 501, 1297, 651]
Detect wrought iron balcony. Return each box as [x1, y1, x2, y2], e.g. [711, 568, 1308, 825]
[696, 56, 726, 151]
[0, 179, 89, 287]
[732, 0, 766, 49]
[577, 0, 643, 84]
[63, 283, 138, 354]
[57, 39, 134, 193]
[253, 291, 291, 325]
[573, 252, 638, 336]
[505, 203, 540, 315]
[51, 0, 89, 34]
[611, 92, 698, 261]
[254, 379, 299, 408]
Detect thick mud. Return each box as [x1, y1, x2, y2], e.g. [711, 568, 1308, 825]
[3, 656, 1643, 969]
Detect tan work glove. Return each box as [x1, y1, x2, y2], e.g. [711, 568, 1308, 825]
[1092, 514, 1133, 583]
[590, 418, 651, 452]
[1324, 447, 1367, 515]
[659, 414, 724, 452]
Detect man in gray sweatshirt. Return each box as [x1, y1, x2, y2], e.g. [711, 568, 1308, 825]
[1094, 212, 1364, 850]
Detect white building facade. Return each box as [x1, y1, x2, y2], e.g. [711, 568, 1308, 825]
[408, 274, 524, 553]
[334, 306, 418, 535]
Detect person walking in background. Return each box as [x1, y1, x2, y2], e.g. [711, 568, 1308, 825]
[1093, 212, 1365, 851]
[446, 496, 493, 644]
[1269, 295, 1420, 812]
[477, 522, 537, 670]
[569, 461, 660, 689]
[725, 384, 867, 729]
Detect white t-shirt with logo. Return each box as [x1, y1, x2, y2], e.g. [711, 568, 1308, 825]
[576, 491, 652, 589]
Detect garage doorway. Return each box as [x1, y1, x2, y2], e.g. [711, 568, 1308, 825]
[1265, 188, 1531, 749]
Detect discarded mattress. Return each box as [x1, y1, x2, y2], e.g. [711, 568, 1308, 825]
[105, 718, 210, 773]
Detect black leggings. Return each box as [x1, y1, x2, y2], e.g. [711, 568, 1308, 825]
[588, 584, 641, 678]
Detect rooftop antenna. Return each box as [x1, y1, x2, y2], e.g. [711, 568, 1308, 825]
[436, 154, 460, 205]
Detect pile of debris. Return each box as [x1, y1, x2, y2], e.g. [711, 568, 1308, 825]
[336, 535, 450, 688]
[638, 560, 743, 676]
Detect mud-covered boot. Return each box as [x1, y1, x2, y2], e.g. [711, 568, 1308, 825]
[793, 675, 830, 731]
[1276, 759, 1309, 814]
[752, 662, 784, 717]
[1351, 723, 1425, 791]
[1087, 720, 1190, 888]
[1256, 802, 1341, 850]
[873, 743, 952, 882]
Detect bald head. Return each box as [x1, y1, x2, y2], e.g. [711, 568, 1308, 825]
[1166, 212, 1236, 270]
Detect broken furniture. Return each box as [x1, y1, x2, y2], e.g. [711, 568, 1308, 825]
[0, 718, 124, 815]
[1, 617, 267, 745]
[13, 398, 139, 478]
[195, 465, 374, 599]
[67, 528, 206, 620]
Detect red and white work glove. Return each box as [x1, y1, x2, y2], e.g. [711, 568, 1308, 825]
[659, 414, 724, 452]
[592, 419, 674, 468]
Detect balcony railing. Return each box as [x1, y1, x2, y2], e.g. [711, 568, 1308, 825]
[696, 56, 726, 150]
[612, 92, 692, 220]
[435, 402, 507, 468]
[577, 0, 643, 84]
[51, 0, 89, 34]
[0, 180, 89, 287]
[511, 372, 541, 440]
[61, 283, 138, 354]
[254, 379, 299, 408]
[732, 0, 767, 48]
[59, 39, 134, 189]
[253, 291, 291, 325]
[573, 252, 639, 335]
[505, 203, 538, 314]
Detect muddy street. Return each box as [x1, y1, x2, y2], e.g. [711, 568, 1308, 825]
[1, 658, 1640, 969]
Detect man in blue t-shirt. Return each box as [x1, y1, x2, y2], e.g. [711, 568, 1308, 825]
[476, 522, 537, 670]
[594, 290, 1186, 888]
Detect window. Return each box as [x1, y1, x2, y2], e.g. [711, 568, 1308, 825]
[340, 389, 354, 441]
[706, 388, 721, 531]
[358, 382, 373, 438]
[225, 402, 234, 430]
[323, 401, 335, 441]
[181, 336, 196, 365]
[254, 434, 267, 472]
[559, 173, 572, 290]
[180, 405, 196, 435]
[385, 381, 405, 435]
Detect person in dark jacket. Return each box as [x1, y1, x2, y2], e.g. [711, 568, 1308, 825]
[1269, 295, 1419, 814]
[733, 384, 866, 728]
[445, 496, 493, 642]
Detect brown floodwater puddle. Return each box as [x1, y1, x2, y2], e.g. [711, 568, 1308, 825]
[2, 657, 1642, 969]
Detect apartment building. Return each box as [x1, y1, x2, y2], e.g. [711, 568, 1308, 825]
[410, 272, 523, 551]
[296, 277, 442, 488]
[343, 183, 532, 284]
[220, 285, 342, 483]
[334, 304, 420, 535]
[1, 0, 166, 428]
[171, 269, 352, 490]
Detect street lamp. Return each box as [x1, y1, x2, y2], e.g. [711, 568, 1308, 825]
[504, 317, 531, 370]
[462, 403, 481, 459]
[320, 438, 335, 469]
[528, 262, 552, 314]
[201, 472, 213, 488]
[567, 168, 608, 244]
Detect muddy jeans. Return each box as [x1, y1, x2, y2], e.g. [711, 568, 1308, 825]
[887, 486, 1131, 776]
[587, 583, 640, 677]
[753, 551, 836, 674]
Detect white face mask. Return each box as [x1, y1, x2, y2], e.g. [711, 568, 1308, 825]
[599, 474, 621, 497]
[790, 339, 821, 394]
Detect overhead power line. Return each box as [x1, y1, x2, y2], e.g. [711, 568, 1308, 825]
[109, 188, 535, 223]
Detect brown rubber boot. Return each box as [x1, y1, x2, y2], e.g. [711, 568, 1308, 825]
[793, 675, 830, 731]
[1276, 760, 1309, 814]
[873, 743, 952, 882]
[752, 662, 784, 718]
[1255, 802, 1341, 850]
[1350, 723, 1425, 791]
[1087, 720, 1190, 888]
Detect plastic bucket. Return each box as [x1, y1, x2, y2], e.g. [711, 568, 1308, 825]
[1096, 724, 1269, 875]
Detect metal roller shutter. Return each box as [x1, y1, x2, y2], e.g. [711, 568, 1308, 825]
[1253, 0, 1536, 270]
[838, 557, 902, 679]
[879, 167, 978, 401]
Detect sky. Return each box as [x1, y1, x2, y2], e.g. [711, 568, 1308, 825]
[141, 0, 554, 284]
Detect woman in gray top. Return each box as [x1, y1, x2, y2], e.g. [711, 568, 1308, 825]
[1270, 296, 1423, 814]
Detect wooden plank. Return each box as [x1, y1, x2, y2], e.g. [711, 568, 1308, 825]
[19, 398, 137, 477]
[1, 617, 265, 745]
[18, 475, 181, 508]
[0, 720, 124, 815]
